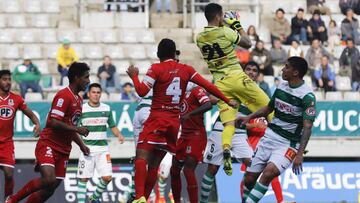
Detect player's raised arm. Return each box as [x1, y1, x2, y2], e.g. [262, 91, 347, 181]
[181, 89, 212, 121]
[22, 108, 41, 137]
[127, 65, 152, 97]
[223, 11, 252, 49]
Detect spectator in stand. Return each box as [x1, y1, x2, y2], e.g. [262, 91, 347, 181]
[13, 58, 43, 99]
[305, 38, 332, 76]
[257, 72, 271, 97]
[328, 20, 341, 53]
[250, 40, 274, 75]
[97, 56, 117, 93]
[156, 0, 171, 13]
[352, 61, 360, 91]
[247, 25, 259, 48]
[289, 40, 304, 57]
[270, 39, 287, 66]
[269, 8, 291, 44]
[120, 82, 138, 101]
[314, 55, 336, 91]
[270, 77, 281, 96]
[339, 38, 359, 83]
[291, 8, 310, 44]
[341, 8, 360, 45]
[308, 9, 328, 43]
[56, 39, 78, 85]
[307, 0, 331, 15]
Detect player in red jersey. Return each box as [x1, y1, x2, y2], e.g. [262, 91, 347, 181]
[6, 62, 91, 203]
[170, 82, 212, 203]
[127, 38, 237, 203]
[0, 70, 40, 200]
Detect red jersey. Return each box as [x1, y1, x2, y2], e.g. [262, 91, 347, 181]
[180, 86, 210, 138]
[39, 87, 82, 155]
[247, 117, 267, 137]
[0, 92, 27, 143]
[142, 60, 198, 116]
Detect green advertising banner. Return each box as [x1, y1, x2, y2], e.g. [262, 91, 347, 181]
[13, 101, 360, 138]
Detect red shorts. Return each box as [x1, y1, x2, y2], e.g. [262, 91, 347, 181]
[0, 142, 15, 168]
[137, 115, 180, 154]
[175, 137, 207, 163]
[35, 140, 69, 179]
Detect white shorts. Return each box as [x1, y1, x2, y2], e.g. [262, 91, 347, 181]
[77, 151, 113, 178]
[247, 128, 300, 174]
[203, 127, 253, 166]
[133, 107, 151, 143]
[159, 153, 172, 179]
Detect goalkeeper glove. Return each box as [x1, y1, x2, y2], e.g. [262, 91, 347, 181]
[224, 11, 243, 31]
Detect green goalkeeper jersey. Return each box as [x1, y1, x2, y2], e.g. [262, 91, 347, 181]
[196, 26, 242, 81]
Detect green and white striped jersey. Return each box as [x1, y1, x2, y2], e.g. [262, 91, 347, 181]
[268, 81, 316, 142]
[79, 102, 116, 153]
[136, 90, 152, 111]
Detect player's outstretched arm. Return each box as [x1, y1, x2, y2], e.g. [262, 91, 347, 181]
[22, 108, 41, 137]
[50, 118, 89, 136]
[236, 106, 273, 128]
[237, 29, 252, 49]
[292, 120, 313, 175]
[127, 65, 151, 97]
[111, 127, 125, 144]
[190, 73, 237, 108]
[181, 101, 212, 122]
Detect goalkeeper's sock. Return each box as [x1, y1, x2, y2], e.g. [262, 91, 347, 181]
[200, 171, 215, 203]
[271, 177, 283, 203]
[77, 181, 87, 203]
[246, 182, 268, 203]
[221, 125, 235, 148]
[92, 178, 108, 200]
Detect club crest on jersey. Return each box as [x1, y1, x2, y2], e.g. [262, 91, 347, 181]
[8, 99, 14, 106]
[71, 111, 82, 125]
[186, 146, 191, 153]
[0, 105, 15, 120]
[56, 98, 64, 107]
[180, 100, 188, 114]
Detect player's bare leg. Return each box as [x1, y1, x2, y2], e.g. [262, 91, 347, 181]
[244, 163, 279, 203]
[170, 158, 183, 203]
[144, 149, 166, 199]
[222, 121, 235, 176]
[5, 165, 59, 203]
[25, 179, 62, 203]
[1, 166, 14, 199]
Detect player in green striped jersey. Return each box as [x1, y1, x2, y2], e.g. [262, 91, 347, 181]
[76, 83, 125, 203]
[237, 57, 316, 203]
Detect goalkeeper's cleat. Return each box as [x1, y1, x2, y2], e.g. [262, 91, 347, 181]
[168, 191, 175, 203]
[89, 195, 101, 203]
[223, 146, 232, 176]
[158, 196, 166, 203]
[126, 192, 136, 203]
[132, 196, 146, 203]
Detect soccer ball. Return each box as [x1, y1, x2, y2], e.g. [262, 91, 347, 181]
[223, 11, 240, 26]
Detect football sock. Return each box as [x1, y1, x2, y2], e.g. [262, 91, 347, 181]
[200, 171, 214, 203]
[158, 178, 167, 198]
[184, 168, 198, 203]
[134, 158, 147, 199]
[77, 181, 87, 203]
[271, 177, 283, 203]
[222, 125, 235, 148]
[4, 176, 14, 197]
[170, 166, 182, 203]
[246, 182, 268, 203]
[243, 185, 250, 202]
[25, 192, 44, 203]
[11, 178, 43, 201]
[240, 180, 244, 199]
[92, 178, 108, 200]
[144, 167, 158, 199]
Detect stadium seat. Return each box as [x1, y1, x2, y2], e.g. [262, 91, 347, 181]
[43, 0, 60, 13]
[304, 75, 313, 88]
[32, 14, 50, 28]
[3, 46, 20, 59]
[113, 60, 131, 75]
[109, 93, 121, 101]
[89, 75, 99, 83]
[138, 30, 155, 43]
[16, 30, 36, 43]
[325, 91, 343, 101]
[72, 45, 84, 59]
[46, 92, 56, 101]
[263, 76, 275, 88]
[119, 75, 132, 84]
[24, 45, 43, 59]
[327, 1, 341, 14]
[127, 45, 146, 59]
[258, 27, 271, 43]
[9, 15, 27, 28]
[33, 60, 49, 74]
[99, 30, 118, 43]
[58, 30, 77, 43]
[45, 45, 58, 59]
[100, 93, 109, 101]
[3, 1, 20, 13]
[85, 45, 103, 59]
[333, 45, 345, 59]
[291, 1, 307, 13]
[25, 93, 43, 101]
[25, 0, 42, 13]
[0, 30, 13, 43]
[90, 60, 102, 74]
[40, 29, 57, 43]
[146, 45, 157, 59]
[105, 46, 125, 59]
[343, 91, 360, 101]
[336, 76, 352, 91]
[78, 30, 96, 43]
[314, 91, 324, 101]
[119, 31, 137, 43]
[134, 60, 151, 74]
[0, 15, 5, 27]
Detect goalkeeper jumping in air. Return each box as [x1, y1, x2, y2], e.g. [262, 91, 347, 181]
[196, 3, 272, 175]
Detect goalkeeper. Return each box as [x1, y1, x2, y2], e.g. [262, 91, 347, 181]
[196, 3, 272, 176]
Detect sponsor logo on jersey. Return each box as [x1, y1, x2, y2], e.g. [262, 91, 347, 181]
[71, 111, 82, 126]
[305, 107, 316, 116]
[0, 105, 15, 120]
[186, 146, 191, 153]
[8, 99, 14, 106]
